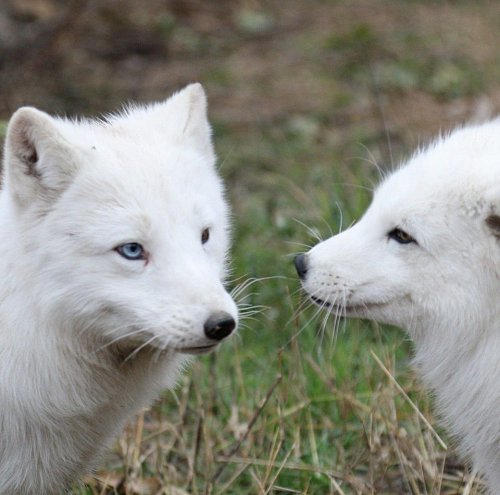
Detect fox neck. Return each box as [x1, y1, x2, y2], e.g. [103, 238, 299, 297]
[0, 273, 184, 493]
[410, 311, 500, 489]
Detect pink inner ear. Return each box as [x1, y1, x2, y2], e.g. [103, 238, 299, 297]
[486, 214, 500, 239]
[11, 121, 38, 176]
[15, 142, 37, 176]
[22, 146, 39, 177]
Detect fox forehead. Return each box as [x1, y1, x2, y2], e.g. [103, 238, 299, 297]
[83, 142, 221, 198]
[47, 112, 222, 201]
[40, 123, 228, 246]
[59, 161, 226, 237]
[357, 132, 500, 257]
[372, 123, 500, 221]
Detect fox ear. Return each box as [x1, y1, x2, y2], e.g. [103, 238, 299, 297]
[169, 83, 215, 162]
[4, 107, 81, 207]
[486, 214, 500, 240]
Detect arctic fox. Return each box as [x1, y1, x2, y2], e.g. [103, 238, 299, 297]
[295, 121, 500, 492]
[0, 83, 238, 494]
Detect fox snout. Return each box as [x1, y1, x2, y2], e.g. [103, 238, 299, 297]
[204, 311, 236, 341]
[294, 253, 309, 280]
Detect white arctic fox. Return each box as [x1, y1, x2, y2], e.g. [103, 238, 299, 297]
[0, 83, 238, 494]
[295, 121, 500, 491]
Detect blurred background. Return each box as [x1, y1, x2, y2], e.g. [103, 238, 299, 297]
[1, 1, 499, 494]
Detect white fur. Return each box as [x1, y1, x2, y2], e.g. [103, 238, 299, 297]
[298, 121, 500, 492]
[0, 83, 238, 494]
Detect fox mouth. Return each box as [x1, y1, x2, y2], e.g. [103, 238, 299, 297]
[175, 343, 219, 355]
[113, 335, 219, 357]
[310, 295, 382, 313]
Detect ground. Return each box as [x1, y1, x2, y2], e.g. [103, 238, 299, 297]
[1, 1, 499, 493]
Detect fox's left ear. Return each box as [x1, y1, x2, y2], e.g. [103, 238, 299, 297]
[485, 186, 500, 240]
[486, 214, 500, 240]
[168, 83, 215, 161]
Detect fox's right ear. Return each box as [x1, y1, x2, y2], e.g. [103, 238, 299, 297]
[3, 107, 81, 207]
[163, 83, 215, 163]
[486, 214, 500, 240]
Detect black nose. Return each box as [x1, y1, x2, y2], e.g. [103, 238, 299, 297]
[204, 312, 236, 341]
[294, 253, 308, 279]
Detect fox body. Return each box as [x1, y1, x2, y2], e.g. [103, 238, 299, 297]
[296, 121, 500, 491]
[0, 84, 237, 494]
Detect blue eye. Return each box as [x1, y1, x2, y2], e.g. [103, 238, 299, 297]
[115, 242, 146, 260]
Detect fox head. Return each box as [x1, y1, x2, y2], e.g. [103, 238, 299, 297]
[295, 122, 500, 345]
[2, 83, 237, 359]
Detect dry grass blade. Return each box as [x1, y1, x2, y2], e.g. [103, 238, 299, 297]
[208, 374, 283, 489]
[370, 349, 447, 451]
[215, 456, 368, 492]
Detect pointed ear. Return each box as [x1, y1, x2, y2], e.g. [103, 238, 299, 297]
[3, 107, 81, 207]
[170, 83, 215, 161]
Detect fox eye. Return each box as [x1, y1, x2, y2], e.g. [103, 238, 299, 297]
[388, 228, 416, 245]
[115, 242, 146, 260]
[201, 228, 210, 244]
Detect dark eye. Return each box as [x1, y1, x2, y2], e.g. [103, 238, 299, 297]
[388, 228, 416, 245]
[115, 242, 146, 260]
[201, 228, 210, 244]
